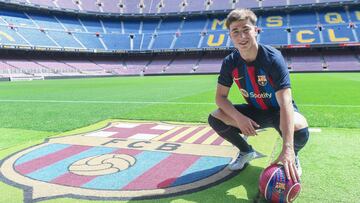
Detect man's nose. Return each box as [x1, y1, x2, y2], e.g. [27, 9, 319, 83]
[239, 31, 246, 38]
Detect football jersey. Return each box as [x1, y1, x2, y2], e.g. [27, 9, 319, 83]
[218, 44, 294, 110]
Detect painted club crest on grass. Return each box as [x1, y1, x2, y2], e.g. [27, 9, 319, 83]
[0, 121, 264, 202]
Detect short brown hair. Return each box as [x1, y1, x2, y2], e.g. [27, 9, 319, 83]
[225, 9, 257, 29]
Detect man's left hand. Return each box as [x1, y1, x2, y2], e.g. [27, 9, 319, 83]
[272, 148, 299, 183]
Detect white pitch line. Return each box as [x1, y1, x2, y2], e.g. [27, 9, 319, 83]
[0, 99, 359, 108]
[0, 99, 212, 105]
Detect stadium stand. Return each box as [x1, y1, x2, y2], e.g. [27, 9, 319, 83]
[0, 0, 359, 79]
[195, 53, 223, 73]
[1, 7, 359, 50]
[5, 0, 357, 14]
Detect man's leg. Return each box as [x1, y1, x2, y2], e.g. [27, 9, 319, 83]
[274, 111, 309, 155]
[208, 104, 261, 170]
[293, 112, 310, 155]
[208, 113, 252, 152]
[274, 111, 310, 176]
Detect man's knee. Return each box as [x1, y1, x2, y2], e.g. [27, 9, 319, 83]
[208, 113, 228, 132]
[210, 109, 236, 127]
[294, 112, 308, 131]
[210, 108, 224, 120]
[294, 127, 310, 154]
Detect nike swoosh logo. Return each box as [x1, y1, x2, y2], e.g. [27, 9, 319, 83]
[233, 77, 244, 81]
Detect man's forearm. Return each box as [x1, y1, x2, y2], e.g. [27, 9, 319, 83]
[280, 104, 294, 150]
[216, 95, 242, 121]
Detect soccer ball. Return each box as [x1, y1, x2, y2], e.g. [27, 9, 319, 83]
[259, 164, 301, 203]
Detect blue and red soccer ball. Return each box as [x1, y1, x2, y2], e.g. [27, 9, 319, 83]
[259, 164, 301, 203]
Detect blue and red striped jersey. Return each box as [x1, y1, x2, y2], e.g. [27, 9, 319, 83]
[218, 44, 294, 110]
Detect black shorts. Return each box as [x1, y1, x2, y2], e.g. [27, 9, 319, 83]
[234, 104, 300, 134]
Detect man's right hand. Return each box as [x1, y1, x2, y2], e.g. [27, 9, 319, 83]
[235, 114, 260, 136]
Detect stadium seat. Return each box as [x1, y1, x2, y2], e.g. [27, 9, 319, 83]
[322, 25, 356, 44]
[102, 33, 131, 50]
[80, 17, 104, 33]
[74, 33, 105, 50]
[17, 28, 58, 47]
[173, 32, 202, 49]
[0, 25, 29, 45]
[259, 28, 289, 45]
[151, 33, 175, 49]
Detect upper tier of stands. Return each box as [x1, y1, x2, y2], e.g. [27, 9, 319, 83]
[4, 0, 356, 14]
[0, 7, 359, 52]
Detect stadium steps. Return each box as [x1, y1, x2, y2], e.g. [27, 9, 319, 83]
[355, 51, 360, 63]
[30, 60, 58, 74]
[163, 55, 177, 72]
[192, 53, 204, 72]
[56, 60, 82, 73]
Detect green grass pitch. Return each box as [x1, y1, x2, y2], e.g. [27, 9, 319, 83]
[0, 72, 359, 202]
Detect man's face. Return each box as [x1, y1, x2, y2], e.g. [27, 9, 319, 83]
[229, 19, 258, 52]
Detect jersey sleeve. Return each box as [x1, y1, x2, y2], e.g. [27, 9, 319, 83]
[270, 52, 291, 91]
[217, 58, 233, 87]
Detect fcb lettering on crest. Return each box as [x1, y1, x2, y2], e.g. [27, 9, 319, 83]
[0, 121, 265, 202]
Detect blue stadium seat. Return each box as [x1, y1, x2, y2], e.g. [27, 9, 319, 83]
[102, 34, 131, 50]
[124, 19, 140, 34]
[141, 19, 159, 33]
[322, 25, 356, 43]
[101, 19, 121, 33]
[80, 17, 104, 33]
[259, 28, 288, 45]
[182, 16, 208, 32]
[207, 17, 227, 32]
[151, 33, 174, 49]
[355, 26, 360, 41]
[17, 28, 58, 47]
[318, 8, 349, 25]
[55, 15, 86, 32]
[290, 11, 317, 27]
[173, 32, 201, 49]
[74, 33, 105, 49]
[157, 18, 181, 33]
[349, 7, 360, 24]
[261, 12, 287, 28]
[132, 34, 143, 50]
[0, 9, 35, 27]
[290, 27, 321, 44]
[201, 31, 229, 48]
[47, 30, 83, 48]
[139, 33, 153, 50]
[0, 25, 29, 45]
[27, 12, 64, 30]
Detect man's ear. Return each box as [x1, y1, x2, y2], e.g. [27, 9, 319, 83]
[229, 31, 234, 41]
[254, 26, 259, 36]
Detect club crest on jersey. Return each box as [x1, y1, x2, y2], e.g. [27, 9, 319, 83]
[0, 121, 265, 202]
[257, 75, 267, 86]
